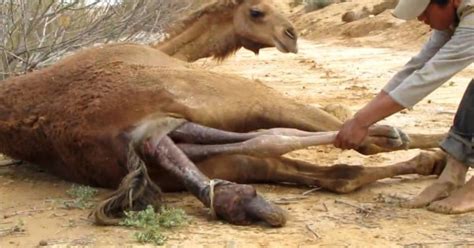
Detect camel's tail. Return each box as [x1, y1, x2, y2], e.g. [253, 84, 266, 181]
[93, 143, 163, 225]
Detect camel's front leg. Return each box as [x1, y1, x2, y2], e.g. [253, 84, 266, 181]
[170, 122, 409, 161]
[170, 122, 329, 144]
[176, 131, 407, 161]
[145, 135, 287, 227]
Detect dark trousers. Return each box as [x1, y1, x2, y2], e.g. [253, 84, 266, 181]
[440, 79, 474, 166]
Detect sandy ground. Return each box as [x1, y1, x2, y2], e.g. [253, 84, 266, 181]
[1, 1, 474, 247]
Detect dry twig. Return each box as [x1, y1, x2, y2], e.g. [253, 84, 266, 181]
[305, 223, 321, 240]
[404, 240, 474, 247]
[322, 202, 328, 212]
[334, 200, 372, 215]
[302, 187, 322, 196]
[0, 0, 194, 79]
[3, 207, 54, 219]
[273, 196, 309, 205]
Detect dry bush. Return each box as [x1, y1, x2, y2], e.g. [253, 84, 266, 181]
[301, 0, 346, 13]
[0, 0, 193, 80]
[341, 0, 398, 23]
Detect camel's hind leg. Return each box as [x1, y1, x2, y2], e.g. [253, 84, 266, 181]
[197, 150, 447, 193]
[141, 134, 288, 227]
[320, 103, 447, 150]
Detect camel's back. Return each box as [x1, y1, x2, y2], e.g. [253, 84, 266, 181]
[0, 51, 293, 185]
[60, 43, 188, 68]
[0, 57, 293, 145]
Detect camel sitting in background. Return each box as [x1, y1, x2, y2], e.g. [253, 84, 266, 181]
[0, 0, 446, 227]
[154, 0, 298, 61]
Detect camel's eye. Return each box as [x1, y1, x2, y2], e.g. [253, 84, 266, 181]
[249, 8, 265, 19]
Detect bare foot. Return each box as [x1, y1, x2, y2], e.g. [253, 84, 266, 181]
[401, 181, 458, 208]
[401, 156, 467, 209]
[428, 177, 474, 214]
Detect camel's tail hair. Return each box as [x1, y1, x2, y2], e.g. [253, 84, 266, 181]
[93, 143, 163, 225]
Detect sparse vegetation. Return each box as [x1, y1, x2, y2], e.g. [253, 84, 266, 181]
[120, 205, 188, 246]
[305, 0, 334, 11]
[0, 0, 195, 80]
[0, 220, 25, 237]
[291, 0, 346, 13]
[289, 0, 304, 7]
[64, 184, 98, 209]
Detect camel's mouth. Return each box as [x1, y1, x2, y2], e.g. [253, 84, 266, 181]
[273, 36, 298, 54]
[240, 36, 297, 56]
[241, 38, 269, 55]
[273, 38, 289, 53]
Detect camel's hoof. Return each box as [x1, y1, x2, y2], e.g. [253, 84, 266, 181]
[367, 125, 411, 150]
[416, 150, 447, 176]
[212, 183, 287, 227]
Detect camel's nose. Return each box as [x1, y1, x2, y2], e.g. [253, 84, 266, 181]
[276, 25, 298, 54]
[284, 27, 297, 41]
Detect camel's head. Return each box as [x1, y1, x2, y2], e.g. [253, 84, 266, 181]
[232, 0, 298, 54]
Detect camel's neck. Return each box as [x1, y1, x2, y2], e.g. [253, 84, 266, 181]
[152, 12, 241, 62]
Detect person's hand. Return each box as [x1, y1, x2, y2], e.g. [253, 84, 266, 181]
[334, 118, 369, 150]
[333, 90, 405, 150]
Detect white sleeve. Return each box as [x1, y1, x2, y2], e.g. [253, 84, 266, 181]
[382, 30, 453, 93]
[389, 14, 474, 107]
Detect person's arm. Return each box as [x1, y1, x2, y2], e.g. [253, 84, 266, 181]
[335, 14, 474, 150]
[389, 21, 474, 107]
[383, 30, 452, 93]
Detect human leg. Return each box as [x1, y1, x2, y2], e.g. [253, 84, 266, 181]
[402, 79, 474, 210]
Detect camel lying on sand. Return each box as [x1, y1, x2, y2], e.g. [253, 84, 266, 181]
[0, 0, 446, 227]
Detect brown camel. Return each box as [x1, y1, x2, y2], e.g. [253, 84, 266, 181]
[0, 0, 446, 227]
[154, 0, 298, 61]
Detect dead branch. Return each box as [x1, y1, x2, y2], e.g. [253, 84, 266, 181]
[273, 196, 309, 205]
[302, 187, 322, 196]
[0, 0, 194, 80]
[404, 240, 474, 246]
[334, 199, 372, 215]
[305, 223, 321, 240]
[3, 207, 54, 219]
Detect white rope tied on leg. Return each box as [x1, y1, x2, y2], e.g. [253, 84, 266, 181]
[208, 179, 234, 219]
[209, 179, 218, 218]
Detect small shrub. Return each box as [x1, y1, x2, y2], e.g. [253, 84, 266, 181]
[0, 220, 25, 237]
[290, 0, 304, 7]
[120, 205, 188, 246]
[303, 0, 341, 13]
[0, 0, 194, 79]
[64, 184, 98, 209]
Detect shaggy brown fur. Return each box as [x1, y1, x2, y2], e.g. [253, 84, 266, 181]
[0, 0, 446, 226]
[0, 50, 446, 225]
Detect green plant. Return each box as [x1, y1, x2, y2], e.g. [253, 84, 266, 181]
[64, 184, 98, 209]
[0, 220, 25, 237]
[120, 205, 188, 246]
[12, 220, 25, 232]
[303, 0, 337, 12]
[290, 0, 304, 7]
